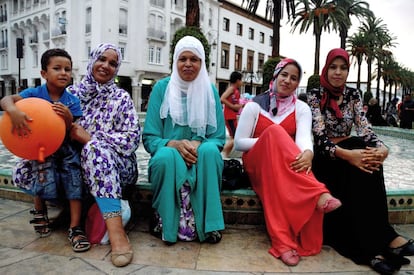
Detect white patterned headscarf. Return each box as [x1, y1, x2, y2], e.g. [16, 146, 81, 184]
[160, 36, 217, 137]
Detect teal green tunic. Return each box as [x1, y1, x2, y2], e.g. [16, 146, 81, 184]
[142, 77, 226, 242]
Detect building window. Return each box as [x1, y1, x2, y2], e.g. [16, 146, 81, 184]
[33, 49, 38, 67]
[248, 28, 254, 40]
[258, 53, 265, 71]
[269, 35, 273, 47]
[223, 18, 229, 32]
[259, 32, 264, 43]
[234, 46, 243, 71]
[220, 43, 230, 69]
[85, 7, 91, 34]
[247, 50, 254, 72]
[119, 45, 125, 60]
[199, 2, 204, 22]
[236, 23, 243, 36]
[156, 47, 161, 64]
[148, 45, 162, 64]
[173, 0, 183, 9]
[208, 8, 212, 27]
[119, 8, 127, 35]
[86, 42, 91, 58]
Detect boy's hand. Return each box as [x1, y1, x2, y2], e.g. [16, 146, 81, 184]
[52, 102, 73, 130]
[9, 108, 33, 137]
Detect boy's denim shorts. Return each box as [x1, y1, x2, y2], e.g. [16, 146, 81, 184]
[18, 138, 83, 200]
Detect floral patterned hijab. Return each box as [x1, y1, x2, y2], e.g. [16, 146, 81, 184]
[73, 43, 122, 104]
[269, 58, 302, 116]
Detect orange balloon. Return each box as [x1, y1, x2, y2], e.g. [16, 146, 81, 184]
[0, 97, 66, 162]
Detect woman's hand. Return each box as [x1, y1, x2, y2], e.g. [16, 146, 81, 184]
[360, 145, 388, 171]
[290, 149, 313, 174]
[70, 123, 91, 144]
[339, 146, 387, 174]
[167, 139, 200, 167]
[52, 102, 73, 130]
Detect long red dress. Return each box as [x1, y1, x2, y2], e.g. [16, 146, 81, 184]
[242, 112, 329, 258]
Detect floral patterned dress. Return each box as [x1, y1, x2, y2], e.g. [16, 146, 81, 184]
[68, 84, 140, 199]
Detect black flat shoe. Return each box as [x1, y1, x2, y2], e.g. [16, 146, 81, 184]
[370, 257, 396, 275]
[384, 251, 411, 268]
[204, 231, 222, 244]
[389, 239, 414, 257]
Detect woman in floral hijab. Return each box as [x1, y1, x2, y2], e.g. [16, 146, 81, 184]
[69, 43, 140, 267]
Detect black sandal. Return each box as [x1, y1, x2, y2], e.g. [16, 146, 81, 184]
[29, 209, 51, 238]
[68, 226, 91, 252]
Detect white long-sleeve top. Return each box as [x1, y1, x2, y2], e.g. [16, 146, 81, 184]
[234, 100, 314, 153]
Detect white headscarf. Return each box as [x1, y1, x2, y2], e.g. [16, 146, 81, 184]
[160, 36, 217, 137]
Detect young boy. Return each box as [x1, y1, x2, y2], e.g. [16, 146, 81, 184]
[220, 71, 243, 157]
[0, 49, 90, 252]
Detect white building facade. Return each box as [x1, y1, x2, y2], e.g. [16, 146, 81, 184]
[0, 0, 273, 111]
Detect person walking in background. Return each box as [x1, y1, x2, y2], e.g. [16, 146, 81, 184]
[1, 49, 90, 252]
[142, 36, 226, 245]
[69, 43, 140, 267]
[220, 71, 243, 158]
[234, 58, 341, 267]
[309, 48, 414, 275]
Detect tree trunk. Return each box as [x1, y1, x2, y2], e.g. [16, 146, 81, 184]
[376, 63, 381, 106]
[186, 0, 200, 28]
[339, 28, 347, 49]
[272, 0, 282, 57]
[314, 26, 321, 74]
[367, 57, 372, 98]
[382, 79, 387, 113]
[357, 59, 362, 96]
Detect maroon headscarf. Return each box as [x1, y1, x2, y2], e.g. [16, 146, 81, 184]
[320, 48, 350, 119]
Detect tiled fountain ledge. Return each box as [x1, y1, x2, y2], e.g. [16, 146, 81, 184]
[0, 125, 414, 224]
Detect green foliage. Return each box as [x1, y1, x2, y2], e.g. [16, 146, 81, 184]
[363, 90, 373, 105]
[171, 26, 210, 71]
[262, 57, 282, 91]
[307, 74, 320, 92]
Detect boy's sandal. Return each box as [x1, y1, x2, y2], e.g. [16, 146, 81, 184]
[29, 209, 51, 238]
[68, 226, 91, 252]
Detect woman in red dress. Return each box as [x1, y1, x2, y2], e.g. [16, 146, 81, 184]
[234, 58, 341, 266]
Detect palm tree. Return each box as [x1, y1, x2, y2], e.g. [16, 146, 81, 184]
[358, 16, 388, 98]
[291, 0, 347, 74]
[347, 31, 370, 95]
[335, 0, 373, 49]
[379, 55, 397, 110]
[186, 0, 200, 28]
[243, 0, 296, 57]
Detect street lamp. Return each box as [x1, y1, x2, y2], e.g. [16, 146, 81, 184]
[242, 69, 262, 95]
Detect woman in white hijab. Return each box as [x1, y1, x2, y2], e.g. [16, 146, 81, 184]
[142, 36, 226, 244]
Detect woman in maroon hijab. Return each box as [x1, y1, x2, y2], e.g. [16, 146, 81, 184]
[308, 48, 414, 275]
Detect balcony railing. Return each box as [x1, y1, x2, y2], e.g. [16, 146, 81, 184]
[150, 0, 165, 8]
[147, 28, 166, 41]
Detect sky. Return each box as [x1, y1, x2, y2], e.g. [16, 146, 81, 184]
[229, 0, 414, 87]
